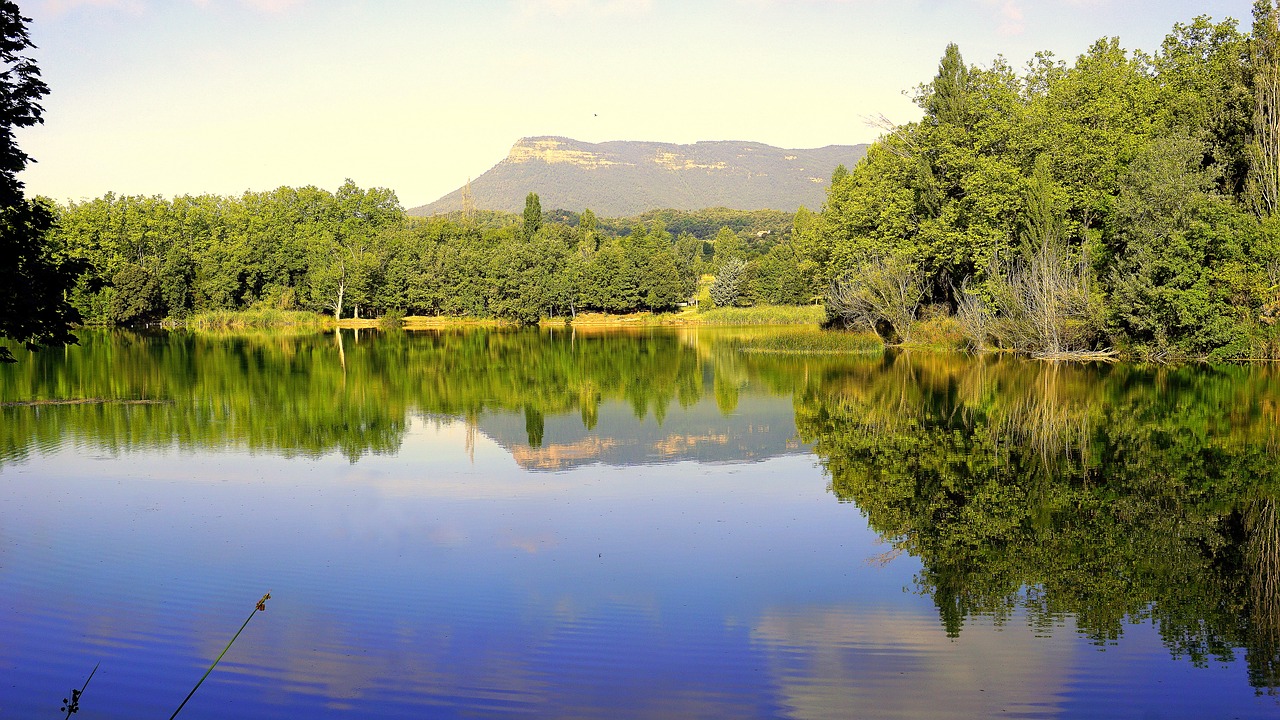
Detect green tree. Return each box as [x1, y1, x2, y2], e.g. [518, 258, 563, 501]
[710, 226, 746, 271]
[710, 257, 747, 307]
[1108, 135, 1255, 357]
[820, 144, 918, 288]
[0, 2, 83, 362]
[523, 192, 543, 240]
[1153, 15, 1251, 198]
[488, 229, 572, 324]
[586, 239, 640, 312]
[924, 42, 971, 126]
[619, 222, 684, 311]
[748, 242, 810, 305]
[672, 232, 703, 299]
[305, 181, 402, 320]
[578, 207, 598, 249]
[1250, 0, 1280, 217]
[108, 262, 161, 324]
[1032, 37, 1157, 241]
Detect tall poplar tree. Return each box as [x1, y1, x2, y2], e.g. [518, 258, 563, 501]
[925, 43, 970, 126]
[523, 192, 542, 240]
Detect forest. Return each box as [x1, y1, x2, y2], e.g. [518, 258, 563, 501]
[37, 5, 1280, 360]
[48, 186, 804, 327]
[814, 7, 1280, 360]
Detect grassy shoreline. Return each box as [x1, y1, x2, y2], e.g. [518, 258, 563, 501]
[67, 308, 1273, 363]
[550, 305, 826, 327]
[161, 307, 1240, 363]
[401, 316, 510, 329]
[730, 328, 883, 354]
[170, 305, 827, 331]
[177, 309, 332, 330]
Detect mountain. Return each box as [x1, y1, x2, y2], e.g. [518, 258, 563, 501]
[409, 136, 868, 217]
[472, 392, 809, 472]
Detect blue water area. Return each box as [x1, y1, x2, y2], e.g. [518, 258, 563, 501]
[2, 329, 1280, 718]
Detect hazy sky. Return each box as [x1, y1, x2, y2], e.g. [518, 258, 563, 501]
[14, 0, 1254, 207]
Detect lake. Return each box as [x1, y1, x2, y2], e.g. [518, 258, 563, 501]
[2, 327, 1279, 719]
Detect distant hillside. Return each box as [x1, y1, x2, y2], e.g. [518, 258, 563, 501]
[474, 393, 808, 472]
[410, 137, 868, 217]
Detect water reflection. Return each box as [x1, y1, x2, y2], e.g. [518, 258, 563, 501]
[794, 350, 1280, 693]
[0, 328, 820, 467]
[4, 330, 1280, 716]
[752, 608, 1074, 719]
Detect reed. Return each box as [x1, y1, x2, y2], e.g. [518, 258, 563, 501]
[402, 315, 511, 329]
[183, 309, 331, 330]
[168, 592, 271, 720]
[556, 311, 677, 326]
[696, 305, 825, 326]
[900, 307, 969, 352]
[733, 328, 883, 354]
[61, 662, 98, 718]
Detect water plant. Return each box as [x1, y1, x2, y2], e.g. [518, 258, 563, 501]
[167, 592, 271, 719]
[695, 304, 825, 326]
[184, 309, 330, 330]
[731, 328, 882, 354]
[60, 662, 97, 718]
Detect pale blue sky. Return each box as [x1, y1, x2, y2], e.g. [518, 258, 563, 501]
[15, 0, 1253, 207]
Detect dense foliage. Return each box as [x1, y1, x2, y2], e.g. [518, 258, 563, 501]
[816, 8, 1280, 359]
[26, 7, 1280, 360]
[47, 187, 819, 326]
[793, 351, 1280, 691]
[0, 1, 83, 362]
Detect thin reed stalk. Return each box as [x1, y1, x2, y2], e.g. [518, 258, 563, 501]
[61, 662, 98, 718]
[168, 592, 271, 720]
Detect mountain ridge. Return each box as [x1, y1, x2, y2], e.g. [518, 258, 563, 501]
[410, 136, 868, 217]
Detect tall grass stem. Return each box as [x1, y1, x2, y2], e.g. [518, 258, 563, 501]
[61, 661, 98, 718]
[168, 592, 270, 720]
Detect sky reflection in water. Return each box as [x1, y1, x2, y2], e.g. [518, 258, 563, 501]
[2, 329, 1278, 719]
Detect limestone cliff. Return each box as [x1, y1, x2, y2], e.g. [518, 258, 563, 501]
[409, 136, 867, 217]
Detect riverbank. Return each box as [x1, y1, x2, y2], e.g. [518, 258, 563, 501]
[551, 305, 826, 327]
[172, 305, 827, 332]
[181, 309, 332, 330]
[729, 327, 883, 354]
[162, 306, 1254, 363]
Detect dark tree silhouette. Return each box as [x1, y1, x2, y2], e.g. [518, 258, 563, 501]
[0, 1, 83, 362]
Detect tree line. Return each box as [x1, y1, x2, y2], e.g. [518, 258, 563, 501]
[15, 5, 1280, 361]
[46, 185, 818, 327]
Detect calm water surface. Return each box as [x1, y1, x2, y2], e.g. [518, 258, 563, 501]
[2, 327, 1279, 719]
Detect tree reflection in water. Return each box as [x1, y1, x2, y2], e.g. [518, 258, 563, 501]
[794, 350, 1280, 693]
[4, 329, 1280, 692]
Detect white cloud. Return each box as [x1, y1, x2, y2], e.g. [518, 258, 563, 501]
[514, 0, 653, 18]
[982, 0, 1026, 36]
[238, 0, 304, 12]
[738, 0, 1062, 35]
[35, 0, 144, 16]
[33, 0, 303, 16]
